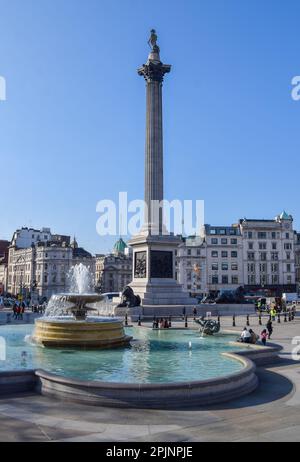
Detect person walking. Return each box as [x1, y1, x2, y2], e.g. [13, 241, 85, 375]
[266, 319, 273, 339]
[261, 329, 268, 346]
[193, 307, 197, 320]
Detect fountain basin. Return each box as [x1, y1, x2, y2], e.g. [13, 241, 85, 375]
[32, 318, 132, 349]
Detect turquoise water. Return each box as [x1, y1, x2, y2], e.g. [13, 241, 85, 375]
[0, 324, 243, 383]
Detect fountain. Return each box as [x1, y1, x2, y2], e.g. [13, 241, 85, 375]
[32, 264, 132, 349]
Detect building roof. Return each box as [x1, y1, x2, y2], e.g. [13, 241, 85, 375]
[73, 247, 93, 259]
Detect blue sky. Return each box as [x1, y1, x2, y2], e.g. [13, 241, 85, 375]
[0, 0, 300, 254]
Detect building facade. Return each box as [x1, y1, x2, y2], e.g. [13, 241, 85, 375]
[294, 232, 300, 292]
[201, 224, 244, 294]
[239, 212, 296, 295]
[6, 229, 94, 301]
[175, 236, 207, 297]
[0, 240, 9, 294]
[174, 211, 298, 298]
[95, 238, 132, 294]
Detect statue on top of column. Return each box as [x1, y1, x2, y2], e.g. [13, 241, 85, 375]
[148, 29, 158, 49]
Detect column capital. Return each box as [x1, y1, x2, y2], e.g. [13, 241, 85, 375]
[138, 61, 171, 83]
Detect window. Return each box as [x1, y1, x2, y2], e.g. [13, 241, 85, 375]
[260, 274, 267, 285]
[248, 274, 255, 284]
[232, 263, 238, 271]
[248, 252, 255, 261]
[271, 263, 278, 272]
[231, 238, 237, 245]
[287, 264, 291, 272]
[271, 232, 276, 239]
[222, 263, 228, 271]
[286, 253, 291, 260]
[272, 274, 278, 284]
[44, 275, 48, 283]
[260, 252, 267, 261]
[259, 242, 267, 250]
[221, 251, 228, 258]
[175, 250, 177, 256]
[231, 251, 238, 258]
[212, 275, 218, 284]
[286, 233, 290, 239]
[221, 238, 227, 245]
[211, 251, 218, 258]
[287, 275, 292, 283]
[212, 263, 218, 271]
[219, 229, 226, 235]
[197, 249, 201, 256]
[248, 242, 254, 250]
[258, 232, 267, 239]
[232, 276, 238, 284]
[211, 238, 218, 245]
[222, 275, 228, 284]
[271, 252, 278, 261]
[272, 242, 277, 250]
[45, 263, 48, 270]
[260, 263, 267, 272]
[284, 243, 292, 250]
[248, 232, 253, 239]
[187, 249, 191, 256]
[229, 229, 236, 235]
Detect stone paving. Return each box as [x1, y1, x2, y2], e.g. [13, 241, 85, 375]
[0, 311, 299, 442]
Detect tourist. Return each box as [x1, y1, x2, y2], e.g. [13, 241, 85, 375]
[270, 307, 276, 321]
[16, 304, 22, 320]
[164, 318, 169, 329]
[261, 329, 268, 346]
[240, 327, 251, 343]
[159, 318, 164, 329]
[266, 319, 273, 339]
[12, 303, 18, 319]
[249, 329, 259, 344]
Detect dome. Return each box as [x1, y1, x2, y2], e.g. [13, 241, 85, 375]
[113, 238, 127, 255]
[279, 211, 292, 221]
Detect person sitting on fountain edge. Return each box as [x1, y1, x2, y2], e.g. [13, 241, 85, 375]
[249, 329, 259, 344]
[240, 327, 251, 343]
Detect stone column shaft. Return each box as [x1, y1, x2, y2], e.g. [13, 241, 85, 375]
[145, 80, 163, 229]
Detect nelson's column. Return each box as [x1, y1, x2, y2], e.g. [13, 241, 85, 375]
[129, 30, 194, 308]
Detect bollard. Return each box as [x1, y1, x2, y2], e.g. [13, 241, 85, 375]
[277, 313, 281, 324]
[258, 314, 262, 326]
[125, 312, 128, 326]
[232, 315, 236, 327]
[246, 315, 250, 326]
[284, 312, 287, 322]
[217, 315, 220, 323]
[138, 315, 141, 326]
[169, 316, 172, 328]
[288, 312, 291, 322]
[185, 316, 188, 328]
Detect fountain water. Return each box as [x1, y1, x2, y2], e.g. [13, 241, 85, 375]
[32, 264, 132, 348]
